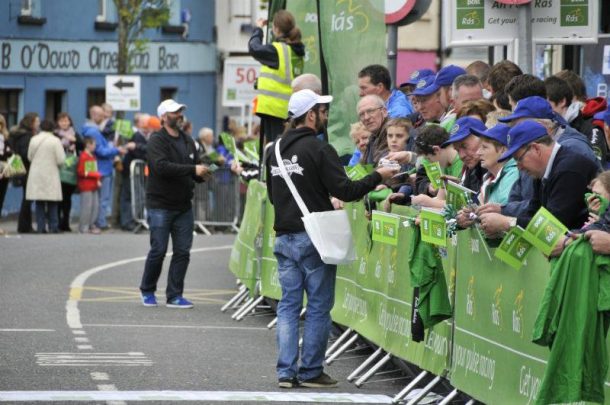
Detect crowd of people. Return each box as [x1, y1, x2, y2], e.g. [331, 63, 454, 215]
[0, 102, 254, 235]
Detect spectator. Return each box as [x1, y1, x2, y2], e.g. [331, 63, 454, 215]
[77, 137, 102, 234]
[357, 95, 389, 165]
[119, 114, 146, 231]
[457, 99, 496, 122]
[465, 60, 491, 98]
[249, 10, 304, 143]
[55, 112, 83, 232]
[487, 60, 523, 96]
[0, 114, 11, 234]
[398, 68, 435, 97]
[100, 102, 115, 142]
[409, 75, 446, 124]
[292, 73, 322, 94]
[26, 119, 65, 233]
[358, 64, 414, 118]
[505, 74, 547, 108]
[196, 127, 225, 166]
[451, 74, 484, 113]
[347, 122, 371, 167]
[9, 112, 40, 233]
[139, 99, 211, 309]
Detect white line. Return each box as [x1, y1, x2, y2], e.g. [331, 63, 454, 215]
[74, 337, 89, 343]
[90, 372, 109, 381]
[77, 345, 93, 350]
[72, 330, 86, 335]
[96, 385, 117, 391]
[0, 329, 55, 332]
[0, 391, 394, 403]
[83, 323, 268, 331]
[66, 245, 232, 329]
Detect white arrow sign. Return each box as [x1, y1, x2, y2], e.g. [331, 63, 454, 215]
[105, 75, 141, 111]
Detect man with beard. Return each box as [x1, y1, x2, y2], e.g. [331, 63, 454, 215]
[139, 99, 212, 309]
[267, 89, 396, 388]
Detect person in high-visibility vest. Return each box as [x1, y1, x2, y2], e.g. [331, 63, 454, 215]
[249, 10, 305, 144]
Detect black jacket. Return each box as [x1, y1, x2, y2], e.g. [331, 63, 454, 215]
[248, 27, 305, 69]
[122, 131, 148, 178]
[8, 127, 33, 169]
[146, 127, 203, 211]
[266, 127, 382, 235]
[517, 146, 599, 229]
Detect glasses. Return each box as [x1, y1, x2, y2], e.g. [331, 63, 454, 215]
[358, 107, 383, 120]
[514, 144, 532, 163]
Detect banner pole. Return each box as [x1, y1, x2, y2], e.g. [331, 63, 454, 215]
[347, 347, 384, 382]
[391, 371, 428, 403]
[354, 353, 392, 387]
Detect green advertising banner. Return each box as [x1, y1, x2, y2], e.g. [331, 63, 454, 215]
[286, 0, 321, 78]
[259, 196, 282, 300]
[228, 180, 267, 294]
[319, 0, 386, 157]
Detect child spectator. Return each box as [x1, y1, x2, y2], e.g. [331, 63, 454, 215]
[77, 137, 102, 234]
[347, 122, 371, 167]
[585, 171, 610, 226]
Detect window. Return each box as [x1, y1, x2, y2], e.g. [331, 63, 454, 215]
[45, 91, 66, 123]
[165, 0, 181, 26]
[87, 88, 106, 115]
[0, 89, 21, 128]
[18, 0, 45, 25]
[96, 0, 106, 22]
[160, 88, 177, 103]
[21, 0, 32, 16]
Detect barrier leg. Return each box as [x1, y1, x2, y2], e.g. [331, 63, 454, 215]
[266, 317, 277, 329]
[391, 371, 428, 404]
[438, 389, 459, 405]
[405, 375, 442, 405]
[325, 327, 353, 358]
[325, 333, 359, 365]
[354, 353, 392, 387]
[195, 222, 212, 235]
[347, 347, 383, 382]
[220, 286, 248, 312]
[231, 296, 254, 319]
[465, 400, 475, 405]
[235, 295, 265, 321]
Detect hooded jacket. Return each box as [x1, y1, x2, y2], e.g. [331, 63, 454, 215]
[81, 123, 119, 177]
[266, 126, 382, 235]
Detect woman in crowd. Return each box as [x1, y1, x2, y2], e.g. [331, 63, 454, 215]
[0, 114, 12, 234]
[9, 112, 40, 233]
[55, 112, 83, 232]
[26, 119, 65, 233]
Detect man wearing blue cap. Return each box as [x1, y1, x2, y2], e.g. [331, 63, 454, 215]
[499, 96, 599, 168]
[358, 64, 414, 118]
[478, 121, 598, 238]
[398, 68, 435, 96]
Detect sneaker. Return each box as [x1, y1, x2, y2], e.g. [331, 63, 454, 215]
[141, 294, 158, 307]
[300, 372, 338, 388]
[89, 227, 102, 235]
[166, 296, 194, 309]
[278, 377, 299, 388]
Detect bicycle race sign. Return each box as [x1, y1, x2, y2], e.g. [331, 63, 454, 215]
[222, 57, 261, 107]
[444, 0, 598, 47]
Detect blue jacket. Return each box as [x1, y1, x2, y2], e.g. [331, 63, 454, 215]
[501, 171, 534, 217]
[387, 89, 414, 118]
[557, 125, 601, 170]
[81, 123, 119, 177]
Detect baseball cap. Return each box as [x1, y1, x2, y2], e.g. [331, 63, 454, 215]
[498, 96, 554, 123]
[471, 123, 511, 147]
[498, 121, 548, 162]
[409, 74, 438, 97]
[157, 99, 186, 117]
[288, 89, 333, 119]
[404, 68, 435, 86]
[434, 65, 466, 87]
[441, 116, 487, 147]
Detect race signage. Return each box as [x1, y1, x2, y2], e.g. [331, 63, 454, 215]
[105, 75, 140, 111]
[222, 57, 260, 107]
[445, 0, 598, 47]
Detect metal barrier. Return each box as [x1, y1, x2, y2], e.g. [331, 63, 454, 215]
[130, 159, 149, 232]
[192, 167, 241, 234]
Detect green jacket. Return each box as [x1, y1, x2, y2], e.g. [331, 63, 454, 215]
[532, 236, 610, 404]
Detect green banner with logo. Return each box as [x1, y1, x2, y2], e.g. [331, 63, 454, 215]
[259, 196, 282, 300]
[286, 0, 321, 77]
[228, 180, 267, 295]
[319, 0, 386, 157]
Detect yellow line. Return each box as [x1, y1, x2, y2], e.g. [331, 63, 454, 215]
[69, 287, 83, 300]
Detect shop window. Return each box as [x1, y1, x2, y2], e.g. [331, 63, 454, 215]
[87, 88, 106, 115]
[18, 0, 46, 25]
[0, 89, 21, 129]
[44, 91, 66, 122]
[160, 87, 177, 103]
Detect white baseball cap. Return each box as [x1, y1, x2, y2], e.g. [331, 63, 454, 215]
[288, 89, 332, 119]
[157, 99, 186, 117]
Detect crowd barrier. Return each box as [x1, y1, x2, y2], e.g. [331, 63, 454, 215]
[129, 159, 241, 234]
[226, 179, 610, 404]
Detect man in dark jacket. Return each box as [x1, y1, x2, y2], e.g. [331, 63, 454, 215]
[139, 99, 211, 309]
[266, 89, 396, 388]
[479, 121, 598, 237]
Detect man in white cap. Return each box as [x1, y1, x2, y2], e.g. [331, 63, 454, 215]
[139, 99, 211, 309]
[266, 89, 397, 388]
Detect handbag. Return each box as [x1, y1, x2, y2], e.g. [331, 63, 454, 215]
[274, 139, 356, 265]
[59, 152, 78, 185]
[2, 154, 27, 187]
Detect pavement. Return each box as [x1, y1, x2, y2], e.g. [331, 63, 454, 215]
[0, 217, 411, 404]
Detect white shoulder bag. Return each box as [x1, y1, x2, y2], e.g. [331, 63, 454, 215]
[274, 139, 356, 265]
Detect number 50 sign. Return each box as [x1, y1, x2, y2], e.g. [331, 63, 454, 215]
[222, 57, 261, 107]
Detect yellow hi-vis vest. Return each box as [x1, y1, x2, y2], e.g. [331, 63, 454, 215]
[256, 42, 294, 119]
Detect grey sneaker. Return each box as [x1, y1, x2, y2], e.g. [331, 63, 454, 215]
[300, 372, 338, 388]
[278, 377, 299, 388]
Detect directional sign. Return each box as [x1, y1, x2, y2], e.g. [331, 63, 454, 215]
[105, 75, 141, 111]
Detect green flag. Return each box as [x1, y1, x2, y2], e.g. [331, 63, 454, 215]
[371, 210, 400, 246]
[84, 160, 97, 174]
[495, 226, 534, 270]
[345, 163, 373, 180]
[445, 180, 475, 210]
[113, 119, 134, 139]
[243, 140, 260, 162]
[423, 161, 443, 190]
[420, 207, 447, 247]
[220, 132, 238, 158]
[522, 207, 568, 256]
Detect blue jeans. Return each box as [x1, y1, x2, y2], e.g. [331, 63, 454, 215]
[139, 208, 194, 301]
[35, 201, 59, 233]
[273, 232, 336, 381]
[96, 175, 113, 228]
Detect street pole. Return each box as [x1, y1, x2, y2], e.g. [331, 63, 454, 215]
[388, 24, 398, 87]
[517, 4, 533, 74]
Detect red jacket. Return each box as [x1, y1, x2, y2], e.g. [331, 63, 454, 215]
[77, 150, 102, 192]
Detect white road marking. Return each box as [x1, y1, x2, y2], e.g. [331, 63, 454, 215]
[74, 337, 89, 343]
[90, 372, 109, 381]
[0, 391, 394, 403]
[84, 323, 268, 331]
[97, 385, 117, 391]
[72, 330, 86, 335]
[77, 345, 93, 350]
[36, 353, 152, 367]
[0, 329, 55, 332]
